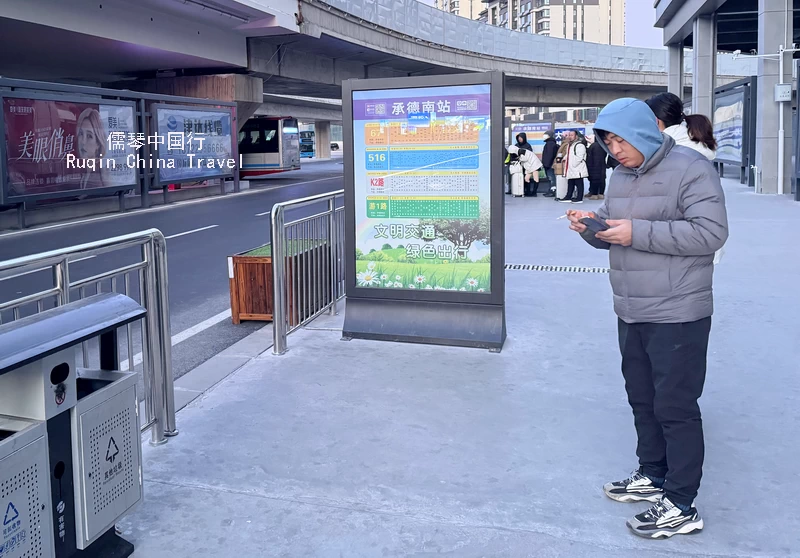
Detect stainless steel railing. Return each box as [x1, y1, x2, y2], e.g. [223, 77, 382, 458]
[271, 190, 345, 355]
[0, 229, 177, 445]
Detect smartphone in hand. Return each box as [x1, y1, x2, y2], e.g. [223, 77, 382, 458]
[579, 216, 610, 233]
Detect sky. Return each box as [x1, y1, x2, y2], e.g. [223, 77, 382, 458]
[625, 3, 663, 49]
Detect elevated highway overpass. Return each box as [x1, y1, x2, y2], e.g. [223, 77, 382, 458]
[0, 0, 757, 113]
[248, 0, 757, 106]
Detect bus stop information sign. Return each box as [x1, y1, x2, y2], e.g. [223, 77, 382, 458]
[343, 72, 506, 350]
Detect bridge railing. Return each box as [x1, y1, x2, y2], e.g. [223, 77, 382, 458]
[0, 229, 177, 445]
[271, 190, 345, 355]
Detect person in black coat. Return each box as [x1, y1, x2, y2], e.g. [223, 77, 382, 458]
[586, 135, 608, 200]
[514, 132, 533, 153]
[540, 131, 558, 197]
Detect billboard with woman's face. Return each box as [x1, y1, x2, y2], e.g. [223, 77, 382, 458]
[2, 96, 137, 202]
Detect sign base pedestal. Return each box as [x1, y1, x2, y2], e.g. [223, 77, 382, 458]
[343, 298, 506, 351]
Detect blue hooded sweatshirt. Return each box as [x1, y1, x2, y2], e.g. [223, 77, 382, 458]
[593, 98, 664, 168]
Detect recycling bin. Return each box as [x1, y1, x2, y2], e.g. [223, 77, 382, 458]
[71, 369, 141, 550]
[0, 416, 55, 558]
[0, 292, 146, 558]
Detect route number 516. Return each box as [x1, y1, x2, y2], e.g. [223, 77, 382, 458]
[368, 153, 386, 163]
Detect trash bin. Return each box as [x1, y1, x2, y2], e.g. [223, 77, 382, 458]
[71, 369, 141, 550]
[0, 292, 146, 558]
[0, 416, 55, 557]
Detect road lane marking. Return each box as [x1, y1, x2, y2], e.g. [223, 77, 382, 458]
[165, 225, 218, 239]
[120, 308, 233, 371]
[0, 175, 343, 238]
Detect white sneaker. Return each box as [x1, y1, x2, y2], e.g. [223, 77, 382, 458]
[603, 470, 665, 503]
[627, 496, 704, 539]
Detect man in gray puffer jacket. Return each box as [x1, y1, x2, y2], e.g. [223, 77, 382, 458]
[566, 98, 728, 540]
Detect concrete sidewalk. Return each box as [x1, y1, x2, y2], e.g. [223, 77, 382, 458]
[121, 178, 800, 558]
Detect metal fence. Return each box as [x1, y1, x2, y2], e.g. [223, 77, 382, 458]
[271, 190, 345, 354]
[0, 229, 177, 445]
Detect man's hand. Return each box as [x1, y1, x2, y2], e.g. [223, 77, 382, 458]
[566, 209, 595, 233]
[596, 219, 632, 246]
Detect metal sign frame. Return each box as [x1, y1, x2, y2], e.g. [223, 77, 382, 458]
[0, 92, 138, 205]
[712, 87, 748, 167]
[686, 76, 757, 186]
[342, 71, 506, 350]
[150, 103, 237, 187]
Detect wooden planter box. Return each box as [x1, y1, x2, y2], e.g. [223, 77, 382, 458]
[228, 240, 331, 325]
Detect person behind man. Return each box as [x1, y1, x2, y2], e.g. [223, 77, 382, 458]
[565, 98, 728, 539]
[541, 130, 559, 197]
[586, 134, 608, 200]
[559, 130, 588, 204]
[646, 93, 717, 161]
[646, 92, 725, 265]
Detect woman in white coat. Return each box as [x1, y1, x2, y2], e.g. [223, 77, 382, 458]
[646, 92, 724, 264]
[506, 144, 543, 197]
[559, 130, 589, 204]
[645, 92, 717, 160]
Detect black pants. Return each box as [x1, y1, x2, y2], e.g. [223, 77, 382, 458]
[565, 178, 585, 201]
[589, 178, 606, 196]
[618, 317, 711, 507]
[524, 175, 539, 196]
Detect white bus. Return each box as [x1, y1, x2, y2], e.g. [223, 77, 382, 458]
[238, 117, 301, 178]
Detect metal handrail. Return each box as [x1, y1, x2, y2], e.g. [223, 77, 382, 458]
[0, 229, 177, 445]
[271, 190, 345, 354]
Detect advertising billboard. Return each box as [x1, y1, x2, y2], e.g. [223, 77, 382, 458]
[153, 105, 234, 185]
[343, 72, 505, 350]
[2, 96, 137, 203]
[351, 84, 493, 294]
[713, 90, 745, 165]
[554, 123, 593, 144]
[511, 122, 551, 156]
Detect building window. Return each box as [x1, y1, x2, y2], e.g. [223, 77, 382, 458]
[581, 4, 584, 41]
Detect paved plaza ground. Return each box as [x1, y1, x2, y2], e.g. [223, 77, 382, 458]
[122, 177, 800, 557]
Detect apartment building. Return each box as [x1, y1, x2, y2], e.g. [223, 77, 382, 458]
[433, 0, 484, 21]
[476, 0, 625, 46]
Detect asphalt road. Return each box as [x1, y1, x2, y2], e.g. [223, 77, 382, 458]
[0, 160, 344, 379]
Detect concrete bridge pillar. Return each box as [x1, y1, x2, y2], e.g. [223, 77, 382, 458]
[667, 42, 685, 99]
[755, 0, 793, 194]
[315, 121, 332, 159]
[691, 15, 717, 118]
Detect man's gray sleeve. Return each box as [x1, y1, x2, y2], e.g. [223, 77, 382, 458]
[579, 201, 611, 250]
[631, 160, 729, 256]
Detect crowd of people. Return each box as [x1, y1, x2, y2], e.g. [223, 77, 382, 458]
[505, 92, 717, 205]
